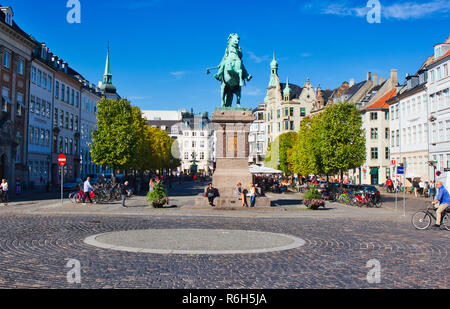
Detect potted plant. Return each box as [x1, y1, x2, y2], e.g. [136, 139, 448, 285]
[303, 185, 326, 210]
[147, 177, 169, 208]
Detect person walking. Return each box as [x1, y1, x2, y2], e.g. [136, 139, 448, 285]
[1, 179, 8, 206]
[431, 181, 450, 229]
[121, 181, 129, 207]
[248, 183, 257, 208]
[430, 181, 436, 199]
[82, 176, 94, 205]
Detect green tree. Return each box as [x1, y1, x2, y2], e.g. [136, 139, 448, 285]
[319, 102, 366, 182]
[264, 132, 298, 175]
[292, 116, 324, 176]
[91, 98, 139, 183]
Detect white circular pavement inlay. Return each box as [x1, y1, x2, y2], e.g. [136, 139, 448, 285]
[84, 229, 306, 255]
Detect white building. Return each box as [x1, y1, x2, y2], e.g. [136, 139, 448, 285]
[79, 81, 102, 179]
[427, 37, 450, 179]
[388, 69, 430, 185]
[249, 103, 265, 166]
[27, 44, 54, 190]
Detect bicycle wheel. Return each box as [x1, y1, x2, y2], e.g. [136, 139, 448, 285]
[442, 214, 450, 231]
[412, 211, 432, 230]
[68, 192, 76, 203]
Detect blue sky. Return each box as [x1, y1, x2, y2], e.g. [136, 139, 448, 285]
[7, 0, 450, 115]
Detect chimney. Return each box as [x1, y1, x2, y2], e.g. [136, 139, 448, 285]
[373, 73, 378, 85]
[390, 69, 398, 86]
[349, 78, 355, 87]
[379, 77, 386, 85]
[367, 72, 372, 81]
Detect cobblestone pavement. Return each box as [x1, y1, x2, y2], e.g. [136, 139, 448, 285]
[0, 214, 448, 289]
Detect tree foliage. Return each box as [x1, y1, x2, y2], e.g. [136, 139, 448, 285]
[91, 98, 180, 178]
[291, 102, 366, 180]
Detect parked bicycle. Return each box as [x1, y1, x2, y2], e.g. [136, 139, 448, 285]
[412, 202, 450, 230]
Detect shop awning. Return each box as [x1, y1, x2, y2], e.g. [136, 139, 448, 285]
[370, 168, 379, 175]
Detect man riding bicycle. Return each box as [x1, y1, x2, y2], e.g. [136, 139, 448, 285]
[431, 181, 450, 229]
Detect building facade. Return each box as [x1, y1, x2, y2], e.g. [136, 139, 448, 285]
[427, 37, 450, 179]
[51, 57, 82, 183]
[0, 6, 34, 193]
[249, 103, 265, 166]
[27, 43, 54, 190]
[263, 54, 316, 152]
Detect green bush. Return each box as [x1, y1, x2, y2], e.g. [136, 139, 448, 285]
[147, 177, 169, 208]
[303, 185, 321, 200]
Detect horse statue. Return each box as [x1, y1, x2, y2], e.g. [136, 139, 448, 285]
[207, 33, 252, 108]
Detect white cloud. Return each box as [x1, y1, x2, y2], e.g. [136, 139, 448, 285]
[247, 51, 271, 64]
[302, 0, 450, 20]
[170, 71, 188, 80]
[243, 86, 263, 97]
[300, 52, 312, 58]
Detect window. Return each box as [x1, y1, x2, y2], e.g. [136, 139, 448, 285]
[284, 108, 289, 117]
[65, 138, 68, 154]
[439, 121, 444, 141]
[35, 127, 40, 145]
[29, 126, 34, 145]
[74, 116, 78, 131]
[431, 70, 435, 83]
[45, 130, 49, 146]
[289, 107, 294, 117]
[371, 148, 378, 160]
[200, 152, 205, 160]
[41, 99, 46, 116]
[59, 137, 63, 153]
[47, 102, 51, 118]
[300, 108, 306, 117]
[184, 153, 189, 160]
[55, 82, 59, 99]
[65, 112, 69, 129]
[200, 141, 205, 148]
[15, 135, 21, 163]
[3, 51, 10, 69]
[391, 131, 395, 147]
[43, 73, 47, 89]
[277, 109, 280, 119]
[41, 129, 45, 145]
[192, 141, 196, 148]
[69, 139, 73, 155]
[385, 128, 389, 139]
[71, 89, 74, 105]
[37, 70, 41, 86]
[61, 84, 65, 101]
[60, 112, 64, 128]
[396, 130, 399, 147]
[66, 87, 70, 103]
[31, 67, 36, 83]
[385, 147, 389, 160]
[444, 64, 448, 78]
[284, 121, 289, 130]
[385, 111, 389, 120]
[18, 59, 24, 75]
[35, 98, 41, 116]
[371, 128, 378, 139]
[48, 76, 52, 91]
[70, 114, 73, 130]
[290, 121, 294, 131]
[16, 92, 23, 117]
[1, 87, 9, 112]
[76, 92, 79, 107]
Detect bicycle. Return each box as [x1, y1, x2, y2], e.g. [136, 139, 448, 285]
[412, 202, 450, 230]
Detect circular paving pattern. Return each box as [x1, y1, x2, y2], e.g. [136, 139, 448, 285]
[0, 215, 448, 288]
[84, 229, 306, 254]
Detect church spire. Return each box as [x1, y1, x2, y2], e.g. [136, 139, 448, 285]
[103, 41, 112, 85]
[268, 52, 279, 88]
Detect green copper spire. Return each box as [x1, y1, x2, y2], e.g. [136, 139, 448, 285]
[100, 42, 117, 95]
[103, 42, 112, 84]
[283, 77, 292, 96]
[268, 52, 278, 88]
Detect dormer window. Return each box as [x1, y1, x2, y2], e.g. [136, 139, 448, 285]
[0, 7, 14, 26]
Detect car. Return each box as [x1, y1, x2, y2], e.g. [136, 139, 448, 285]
[360, 185, 381, 196]
[63, 178, 82, 191]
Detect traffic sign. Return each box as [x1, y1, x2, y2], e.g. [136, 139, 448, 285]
[391, 160, 396, 166]
[437, 171, 442, 177]
[397, 166, 405, 175]
[58, 154, 67, 166]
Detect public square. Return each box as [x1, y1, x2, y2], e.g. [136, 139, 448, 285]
[0, 182, 448, 289]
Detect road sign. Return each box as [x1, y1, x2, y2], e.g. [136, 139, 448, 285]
[397, 166, 405, 175]
[58, 154, 67, 166]
[391, 160, 396, 166]
[437, 171, 442, 177]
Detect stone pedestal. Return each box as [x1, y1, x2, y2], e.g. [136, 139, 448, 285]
[194, 109, 271, 209]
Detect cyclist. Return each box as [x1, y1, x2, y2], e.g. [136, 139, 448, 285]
[431, 181, 450, 229]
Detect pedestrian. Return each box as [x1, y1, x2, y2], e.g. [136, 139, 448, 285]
[121, 181, 129, 207]
[431, 181, 450, 229]
[82, 176, 94, 205]
[1, 179, 8, 206]
[430, 181, 436, 199]
[149, 178, 154, 193]
[235, 183, 248, 207]
[248, 183, 257, 208]
[205, 183, 216, 207]
[419, 180, 425, 196]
